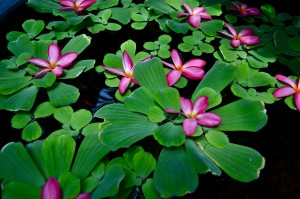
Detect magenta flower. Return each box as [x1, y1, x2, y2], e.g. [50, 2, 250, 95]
[102, 51, 148, 94]
[166, 96, 222, 136]
[177, 2, 212, 28]
[41, 177, 61, 199]
[161, 49, 206, 86]
[59, 0, 96, 14]
[75, 193, 90, 199]
[27, 43, 78, 79]
[218, 23, 260, 48]
[229, 1, 261, 17]
[273, 74, 300, 111]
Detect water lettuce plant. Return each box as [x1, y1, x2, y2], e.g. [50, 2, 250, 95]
[0, 0, 299, 198]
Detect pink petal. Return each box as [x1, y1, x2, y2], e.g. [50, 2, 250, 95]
[122, 51, 134, 72]
[294, 93, 300, 111]
[247, 8, 261, 16]
[166, 70, 182, 86]
[231, 1, 240, 9]
[171, 49, 182, 68]
[198, 12, 212, 20]
[193, 7, 206, 14]
[165, 109, 180, 114]
[131, 77, 139, 85]
[180, 97, 193, 114]
[182, 67, 205, 80]
[119, 77, 131, 94]
[240, 36, 260, 46]
[275, 74, 297, 88]
[182, 59, 206, 68]
[181, 2, 193, 14]
[196, 112, 222, 127]
[48, 44, 61, 63]
[178, 13, 190, 18]
[161, 60, 175, 69]
[225, 23, 238, 37]
[76, 0, 86, 5]
[33, 68, 52, 79]
[75, 193, 90, 199]
[238, 28, 253, 37]
[231, 39, 241, 48]
[240, 3, 249, 10]
[193, 96, 208, 114]
[102, 66, 126, 76]
[52, 66, 64, 77]
[59, 7, 75, 11]
[182, 118, 198, 136]
[273, 86, 296, 98]
[59, 0, 75, 7]
[41, 177, 61, 199]
[218, 31, 234, 39]
[57, 52, 78, 68]
[80, 0, 96, 8]
[188, 15, 201, 28]
[27, 58, 50, 68]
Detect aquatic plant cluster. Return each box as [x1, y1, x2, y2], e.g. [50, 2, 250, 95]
[0, 0, 299, 198]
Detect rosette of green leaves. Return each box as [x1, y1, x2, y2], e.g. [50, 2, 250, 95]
[143, 34, 171, 58]
[94, 58, 267, 197]
[0, 133, 126, 199]
[0, 19, 94, 112]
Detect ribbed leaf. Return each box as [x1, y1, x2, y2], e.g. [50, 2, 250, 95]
[71, 109, 92, 130]
[59, 172, 81, 199]
[133, 151, 156, 179]
[213, 99, 268, 132]
[2, 181, 41, 199]
[153, 122, 185, 147]
[203, 143, 265, 182]
[62, 34, 91, 55]
[200, 20, 223, 36]
[33, 102, 56, 118]
[22, 19, 45, 38]
[134, 57, 168, 93]
[192, 87, 222, 109]
[71, 133, 110, 179]
[142, 179, 163, 199]
[154, 146, 198, 198]
[54, 106, 74, 125]
[205, 130, 229, 148]
[0, 76, 31, 95]
[47, 82, 79, 106]
[154, 87, 180, 111]
[21, 121, 42, 141]
[43, 135, 76, 178]
[11, 112, 31, 129]
[27, 0, 61, 13]
[0, 142, 45, 187]
[185, 139, 222, 175]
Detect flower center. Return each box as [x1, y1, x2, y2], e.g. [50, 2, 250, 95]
[125, 70, 133, 78]
[186, 111, 197, 119]
[49, 62, 57, 69]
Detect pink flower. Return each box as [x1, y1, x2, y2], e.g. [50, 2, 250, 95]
[75, 193, 90, 199]
[273, 74, 300, 111]
[27, 43, 78, 78]
[59, 0, 96, 14]
[229, 1, 261, 17]
[41, 177, 61, 199]
[218, 23, 260, 48]
[102, 51, 151, 94]
[161, 49, 206, 86]
[177, 2, 212, 28]
[166, 96, 222, 136]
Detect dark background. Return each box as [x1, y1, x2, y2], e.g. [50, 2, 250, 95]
[0, 1, 299, 199]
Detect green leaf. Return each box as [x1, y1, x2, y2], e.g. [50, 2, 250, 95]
[200, 20, 223, 36]
[90, 165, 125, 198]
[0, 76, 31, 95]
[2, 181, 41, 199]
[148, 106, 166, 123]
[213, 99, 268, 132]
[288, 37, 300, 52]
[8, 35, 33, 57]
[142, 179, 163, 199]
[167, 19, 189, 34]
[47, 83, 80, 106]
[219, 46, 238, 62]
[22, 19, 45, 38]
[32, 72, 56, 88]
[185, 139, 222, 175]
[145, 0, 176, 14]
[133, 151, 156, 179]
[205, 129, 229, 148]
[203, 143, 265, 182]
[54, 106, 74, 125]
[43, 135, 76, 178]
[71, 133, 110, 179]
[1, 86, 39, 111]
[33, 102, 56, 118]
[261, 4, 276, 19]
[193, 60, 236, 95]
[111, 7, 132, 24]
[11, 112, 32, 129]
[27, 0, 61, 13]
[62, 34, 91, 55]
[124, 87, 156, 114]
[59, 172, 81, 199]
[153, 122, 185, 147]
[154, 87, 180, 111]
[154, 146, 198, 198]
[71, 109, 93, 130]
[0, 142, 45, 186]
[192, 87, 222, 109]
[134, 57, 168, 93]
[105, 23, 122, 31]
[62, 59, 96, 79]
